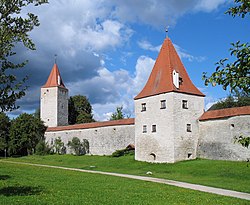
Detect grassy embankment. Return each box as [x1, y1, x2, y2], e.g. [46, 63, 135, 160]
[2, 154, 250, 193]
[0, 160, 249, 205]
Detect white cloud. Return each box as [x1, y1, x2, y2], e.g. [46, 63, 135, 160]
[138, 40, 206, 62]
[138, 40, 161, 52]
[195, 0, 227, 12]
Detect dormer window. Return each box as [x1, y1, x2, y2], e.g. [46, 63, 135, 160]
[179, 77, 183, 85]
[141, 103, 146, 112]
[160, 100, 166, 109]
[173, 70, 179, 89]
[182, 100, 188, 109]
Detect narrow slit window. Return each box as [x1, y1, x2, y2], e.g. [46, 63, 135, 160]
[143, 125, 147, 133]
[187, 124, 192, 132]
[182, 100, 188, 109]
[141, 103, 146, 112]
[160, 100, 166, 109]
[152, 125, 157, 133]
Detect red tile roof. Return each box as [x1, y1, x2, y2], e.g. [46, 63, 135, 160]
[134, 38, 205, 100]
[42, 64, 66, 88]
[199, 106, 250, 121]
[46, 118, 135, 132]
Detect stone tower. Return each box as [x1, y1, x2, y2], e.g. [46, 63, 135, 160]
[134, 37, 205, 163]
[41, 64, 68, 127]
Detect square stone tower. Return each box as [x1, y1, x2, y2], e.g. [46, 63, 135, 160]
[41, 64, 68, 127]
[134, 37, 205, 163]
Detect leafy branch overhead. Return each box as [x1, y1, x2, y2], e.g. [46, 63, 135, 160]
[203, 0, 250, 96]
[0, 0, 48, 112]
[203, 41, 250, 95]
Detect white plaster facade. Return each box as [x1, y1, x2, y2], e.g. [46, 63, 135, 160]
[198, 115, 250, 161]
[135, 92, 204, 163]
[45, 124, 135, 155]
[41, 86, 68, 127]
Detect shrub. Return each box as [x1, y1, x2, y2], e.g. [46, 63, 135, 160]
[67, 137, 89, 156]
[111, 147, 135, 157]
[35, 140, 52, 155]
[54, 137, 66, 155]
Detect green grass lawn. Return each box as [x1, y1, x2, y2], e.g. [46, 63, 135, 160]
[0, 162, 249, 205]
[2, 154, 250, 194]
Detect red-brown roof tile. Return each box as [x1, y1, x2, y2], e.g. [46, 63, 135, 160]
[134, 38, 205, 100]
[199, 106, 250, 121]
[42, 64, 66, 88]
[46, 118, 135, 132]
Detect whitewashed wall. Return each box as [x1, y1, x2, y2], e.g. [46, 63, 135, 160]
[198, 115, 250, 161]
[45, 124, 135, 155]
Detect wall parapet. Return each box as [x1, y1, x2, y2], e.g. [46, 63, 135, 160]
[46, 118, 135, 132]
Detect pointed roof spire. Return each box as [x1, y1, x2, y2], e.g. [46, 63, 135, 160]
[134, 37, 205, 100]
[42, 64, 66, 88]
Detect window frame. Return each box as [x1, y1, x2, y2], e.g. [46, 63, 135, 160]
[142, 125, 147, 133]
[160, 100, 166, 109]
[187, 124, 192, 132]
[141, 103, 146, 112]
[152, 124, 157, 133]
[182, 100, 188, 109]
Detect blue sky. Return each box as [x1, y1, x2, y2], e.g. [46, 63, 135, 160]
[10, 0, 250, 120]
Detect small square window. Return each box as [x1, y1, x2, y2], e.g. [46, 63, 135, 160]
[152, 125, 156, 133]
[187, 124, 192, 132]
[141, 103, 146, 112]
[182, 100, 188, 109]
[143, 125, 147, 133]
[160, 100, 166, 109]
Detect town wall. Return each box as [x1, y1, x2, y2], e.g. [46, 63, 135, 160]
[45, 123, 135, 155]
[198, 115, 250, 161]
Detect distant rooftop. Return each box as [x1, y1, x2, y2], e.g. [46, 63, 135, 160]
[42, 64, 67, 89]
[199, 106, 250, 121]
[46, 118, 135, 132]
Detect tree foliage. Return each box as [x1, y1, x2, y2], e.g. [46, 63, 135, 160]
[54, 137, 66, 155]
[208, 94, 250, 111]
[68, 95, 95, 124]
[0, 112, 10, 156]
[0, 0, 48, 112]
[67, 137, 89, 156]
[8, 113, 46, 156]
[110, 106, 125, 121]
[203, 1, 250, 95]
[203, 41, 250, 95]
[225, 0, 250, 18]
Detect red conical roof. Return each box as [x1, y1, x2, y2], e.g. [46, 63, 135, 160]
[134, 38, 205, 100]
[42, 64, 66, 88]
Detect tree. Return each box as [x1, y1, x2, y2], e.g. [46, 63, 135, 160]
[0, 0, 48, 112]
[68, 95, 95, 124]
[67, 137, 89, 156]
[54, 137, 66, 155]
[0, 112, 10, 156]
[110, 106, 125, 121]
[225, 0, 250, 18]
[208, 94, 250, 111]
[8, 113, 46, 156]
[203, 0, 250, 95]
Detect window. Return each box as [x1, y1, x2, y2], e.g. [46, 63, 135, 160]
[187, 124, 191, 132]
[160, 100, 166, 109]
[152, 125, 156, 133]
[143, 125, 147, 133]
[141, 103, 146, 112]
[182, 100, 188, 109]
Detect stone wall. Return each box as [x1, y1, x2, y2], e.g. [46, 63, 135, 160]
[198, 115, 250, 161]
[45, 123, 135, 155]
